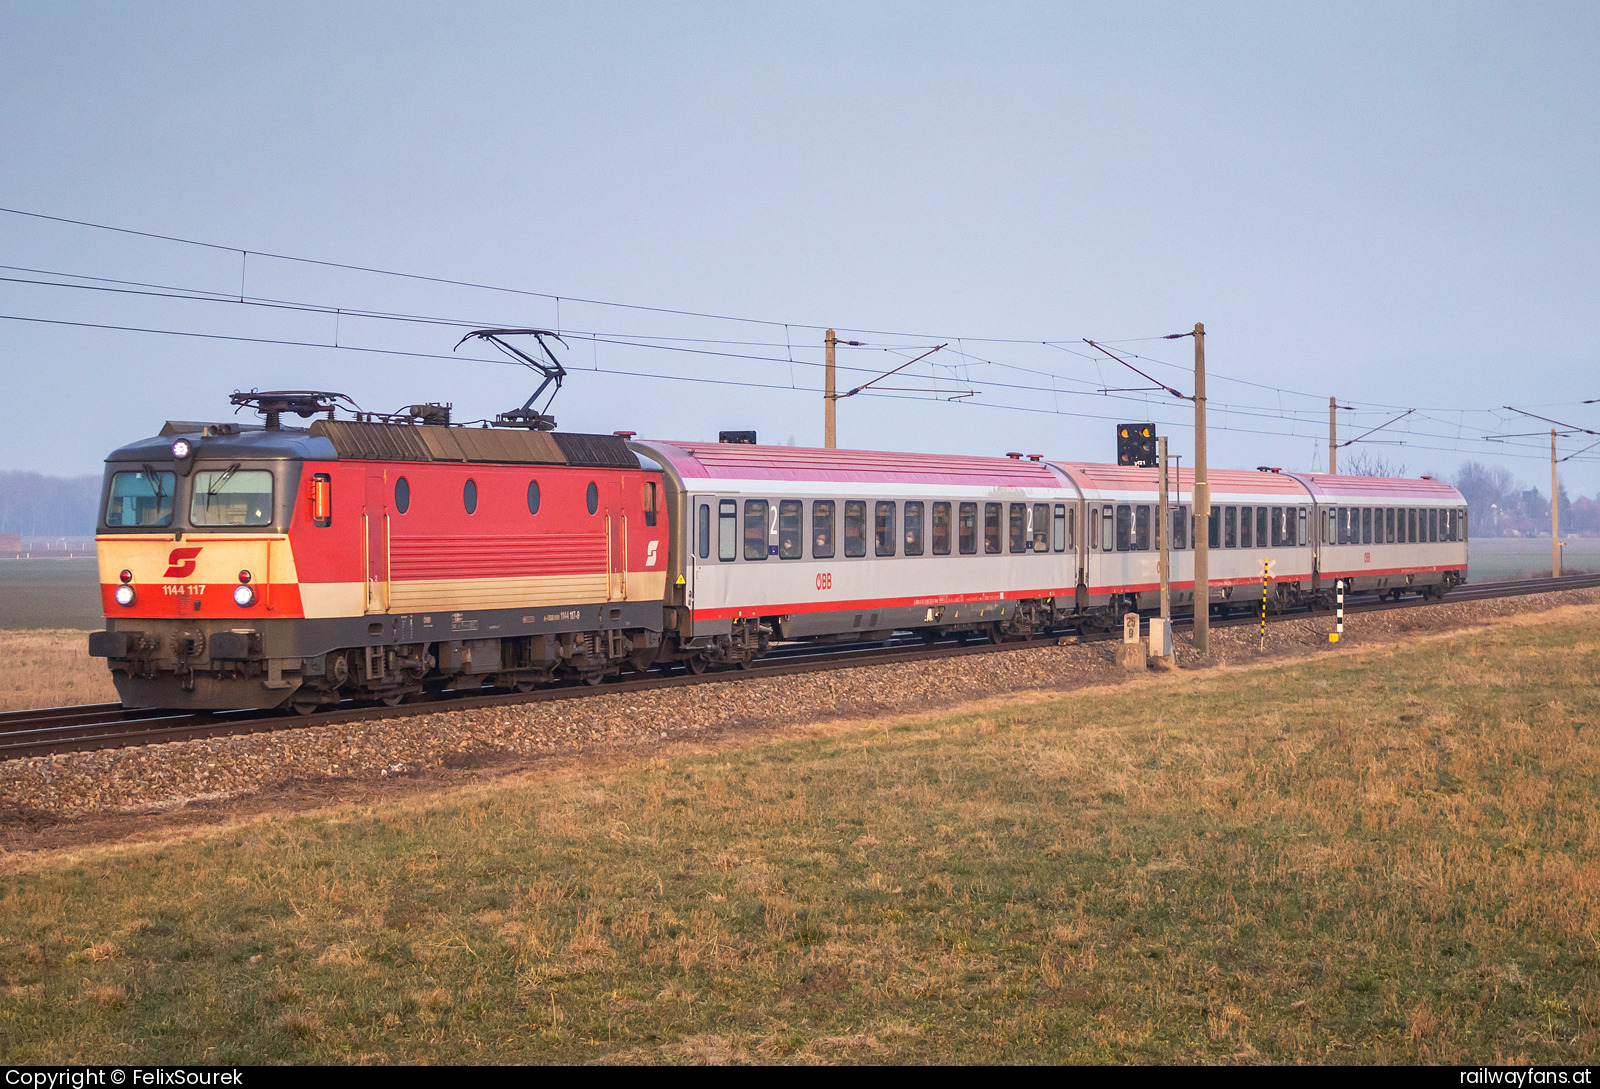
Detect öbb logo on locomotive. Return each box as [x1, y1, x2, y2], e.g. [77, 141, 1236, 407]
[88, 392, 1469, 713]
[163, 546, 203, 578]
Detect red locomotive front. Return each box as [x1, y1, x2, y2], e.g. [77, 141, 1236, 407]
[90, 402, 670, 711]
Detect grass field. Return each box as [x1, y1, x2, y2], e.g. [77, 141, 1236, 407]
[0, 559, 102, 631]
[0, 630, 118, 711]
[2, 611, 1599, 1064]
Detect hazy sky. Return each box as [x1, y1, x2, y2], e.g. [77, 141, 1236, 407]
[2, 2, 1597, 494]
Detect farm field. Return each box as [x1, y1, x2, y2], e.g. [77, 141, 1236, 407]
[2, 610, 1597, 1064]
[0, 559, 102, 631]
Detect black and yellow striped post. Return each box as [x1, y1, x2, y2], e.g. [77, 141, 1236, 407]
[1260, 557, 1268, 649]
[1329, 579, 1345, 643]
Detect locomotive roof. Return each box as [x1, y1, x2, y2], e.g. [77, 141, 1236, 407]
[108, 421, 638, 468]
[638, 440, 1064, 487]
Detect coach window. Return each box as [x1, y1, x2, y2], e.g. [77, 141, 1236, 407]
[1298, 508, 1308, 546]
[932, 501, 952, 555]
[844, 500, 867, 557]
[1088, 507, 1100, 551]
[1261, 507, 1273, 548]
[875, 501, 897, 557]
[1359, 507, 1369, 544]
[1052, 505, 1066, 553]
[1407, 508, 1416, 542]
[985, 503, 1002, 554]
[394, 476, 410, 515]
[643, 482, 659, 527]
[812, 500, 835, 558]
[1115, 505, 1132, 552]
[904, 501, 924, 556]
[527, 479, 541, 516]
[1425, 508, 1435, 542]
[1208, 506, 1221, 549]
[1135, 505, 1152, 551]
[698, 503, 711, 559]
[1033, 503, 1051, 553]
[744, 500, 770, 560]
[1222, 506, 1236, 549]
[1461, 508, 1469, 540]
[1009, 504, 1026, 553]
[463, 478, 478, 515]
[779, 500, 803, 559]
[1239, 506, 1253, 549]
[586, 482, 599, 515]
[959, 502, 977, 555]
[1172, 505, 1188, 550]
[1101, 505, 1115, 552]
[718, 499, 737, 561]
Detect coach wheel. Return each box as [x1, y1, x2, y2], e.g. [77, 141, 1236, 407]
[380, 692, 406, 707]
[291, 693, 321, 716]
[582, 670, 607, 686]
[514, 679, 538, 693]
[687, 656, 708, 675]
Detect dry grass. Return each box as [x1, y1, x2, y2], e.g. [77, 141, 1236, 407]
[0, 629, 118, 711]
[1, 612, 1597, 1063]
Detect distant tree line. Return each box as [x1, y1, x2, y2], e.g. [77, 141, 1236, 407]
[0, 472, 101, 537]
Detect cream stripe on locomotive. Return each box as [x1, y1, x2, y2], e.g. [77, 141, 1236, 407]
[301, 571, 671, 616]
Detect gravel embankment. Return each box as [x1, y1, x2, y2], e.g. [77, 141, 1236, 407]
[3, 587, 1597, 821]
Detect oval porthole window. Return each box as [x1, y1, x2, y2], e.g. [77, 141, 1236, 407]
[586, 481, 598, 515]
[394, 477, 410, 514]
[463, 478, 478, 515]
[527, 479, 540, 515]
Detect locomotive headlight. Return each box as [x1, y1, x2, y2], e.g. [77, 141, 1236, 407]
[114, 584, 136, 607]
[171, 438, 192, 460]
[233, 583, 256, 607]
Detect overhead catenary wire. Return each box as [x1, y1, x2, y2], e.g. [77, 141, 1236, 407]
[3, 205, 1598, 466]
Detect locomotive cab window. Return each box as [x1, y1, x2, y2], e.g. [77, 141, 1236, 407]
[812, 500, 835, 558]
[105, 470, 175, 528]
[932, 501, 952, 555]
[643, 482, 658, 527]
[844, 501, 867, 558]
[191, 468, 274, 527]
[904, 501, 924, 556]
[958, 502, 977, 555]
[718, 499, 737, 561]
[875, 501, 897, 557]
[310, 473, 332, 527]
[744, 500, 769, 560]
[778, 500, 802, 559]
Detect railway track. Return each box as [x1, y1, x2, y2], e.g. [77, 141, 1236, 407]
[5, 572, 1598, 762]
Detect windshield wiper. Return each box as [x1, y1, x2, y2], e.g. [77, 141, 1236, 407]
[207, 463, 240, 496]
[141, 463, 166, 500]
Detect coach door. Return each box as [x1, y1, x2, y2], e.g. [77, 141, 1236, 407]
[364, 473, 389, 613]
[689, 494, 715, 612]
